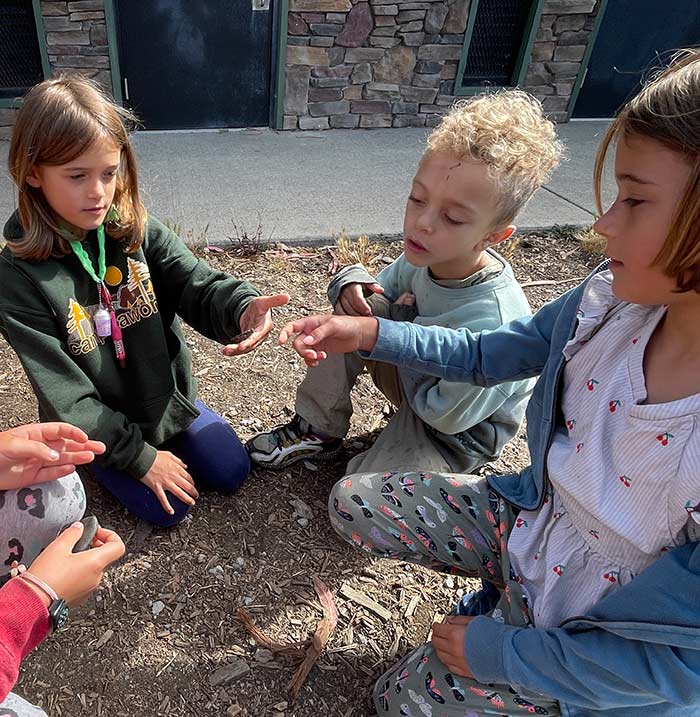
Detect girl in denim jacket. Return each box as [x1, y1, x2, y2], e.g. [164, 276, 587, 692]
[281, 50, 700, 717]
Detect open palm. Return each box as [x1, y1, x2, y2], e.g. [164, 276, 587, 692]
[0, 422, 105, 490]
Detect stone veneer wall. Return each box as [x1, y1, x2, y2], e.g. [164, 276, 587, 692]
[0, 0, 112, 140]
[283, 0, 602, 129]
[0, 0, 601, 137]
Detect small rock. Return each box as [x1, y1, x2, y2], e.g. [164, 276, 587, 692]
[273, 702, 288, 712]
[297, 517, 309, 528]
[209, 659, 250, 686]
[234, 557, 246, 571]
[303, 460, 319, 471]
[443, 576, 455, 589]
[209, 565, 225, 579]
[151, 600, 165, 618]
[255, 648, 274, 663]
[290, 498, 314, 519]
[227, 705, 243, 717]
[244, 596, 254, 606]
[197, 553, 206, 564]
[247, 545, 256, 555]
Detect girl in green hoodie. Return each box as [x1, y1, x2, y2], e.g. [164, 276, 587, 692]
[1, 76, 288, 527]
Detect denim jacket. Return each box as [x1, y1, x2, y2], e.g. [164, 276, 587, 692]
[367, 262, 700, 717]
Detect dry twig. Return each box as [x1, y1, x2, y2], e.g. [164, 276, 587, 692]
[237, 576, 338, 702]
[288, 577, 338, 701]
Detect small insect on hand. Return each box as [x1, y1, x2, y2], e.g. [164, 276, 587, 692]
[229, 329, 254, 344]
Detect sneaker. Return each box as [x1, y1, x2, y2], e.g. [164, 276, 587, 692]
[246, 414, 342, 469]
[454, 580, 500, 616]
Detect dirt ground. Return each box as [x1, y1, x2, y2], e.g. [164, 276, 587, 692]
[6, 233, 602, 717]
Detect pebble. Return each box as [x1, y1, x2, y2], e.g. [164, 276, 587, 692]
[443, 576, 455, 589]
[243, 596, 254, 606]
[209, 565, 225, 579]
[297, 517, 309, 528]
[289, 498, 314, 520]
[234, 557, 246, 571]
[197, 553, 207, 564]
[254, 648, 274, 663]
[303, 460, 319, 471]
[227, 705, 243, 717]
[151, 600, 165, 618]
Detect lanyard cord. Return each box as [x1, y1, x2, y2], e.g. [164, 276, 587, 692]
[68, 224, 106, 284]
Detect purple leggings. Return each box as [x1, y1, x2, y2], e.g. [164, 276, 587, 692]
[93, 402, 250, 527]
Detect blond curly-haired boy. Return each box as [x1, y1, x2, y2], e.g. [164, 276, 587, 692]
[248, 90, 562, 474]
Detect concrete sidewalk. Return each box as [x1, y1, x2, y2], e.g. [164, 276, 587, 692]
[0, 120, 611, 245]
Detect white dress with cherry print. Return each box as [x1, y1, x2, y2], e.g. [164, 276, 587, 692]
[507, 270, 700, 628]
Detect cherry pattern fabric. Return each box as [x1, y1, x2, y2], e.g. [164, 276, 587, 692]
[509, 272, 700, 628]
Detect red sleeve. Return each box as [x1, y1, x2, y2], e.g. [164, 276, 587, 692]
[0, 579, 50, 701]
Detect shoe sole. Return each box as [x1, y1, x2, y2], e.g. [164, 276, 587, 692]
[248, 445, 342, 471]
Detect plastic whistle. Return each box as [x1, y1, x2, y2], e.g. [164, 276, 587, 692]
[99, 283, 126, 368]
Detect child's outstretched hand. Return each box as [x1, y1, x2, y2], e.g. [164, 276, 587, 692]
[334, 282, 384, 316]
[278, 314, 379, 368]
[431, 616, 474, 678]
[24, 522, 125, 608]
[0, 422, 105, 490]
[223, 293, 291, 357]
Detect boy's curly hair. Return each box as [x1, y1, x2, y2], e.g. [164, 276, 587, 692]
[426, 90, 563, 226]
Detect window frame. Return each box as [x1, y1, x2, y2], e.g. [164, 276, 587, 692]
[0, 0, 51, 108]
[454, 0, 546, 96]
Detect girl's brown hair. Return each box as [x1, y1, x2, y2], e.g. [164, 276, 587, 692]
[594, 49, 700, 293]
[8, 76, 147, 261]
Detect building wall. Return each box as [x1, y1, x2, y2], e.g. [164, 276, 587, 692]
[1, 0, 602, 138]
[0, 0, 112, 140]
[283, 0, 602, 129]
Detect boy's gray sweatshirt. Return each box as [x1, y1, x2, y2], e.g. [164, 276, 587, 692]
[328, 250, 533, 463]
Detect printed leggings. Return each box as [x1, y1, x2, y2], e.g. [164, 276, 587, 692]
[329, 470, 561, 717]
[0, 471, 85, 717]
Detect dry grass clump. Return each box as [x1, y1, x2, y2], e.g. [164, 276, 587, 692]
[334, 232, 382, 272]
[577, 226, 607, 254]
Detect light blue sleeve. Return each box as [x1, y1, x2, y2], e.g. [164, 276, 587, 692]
[367, 286, 575, 386]
[465, 542, 700, 710]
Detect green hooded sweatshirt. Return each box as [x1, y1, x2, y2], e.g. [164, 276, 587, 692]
[0, 213, 260, 478]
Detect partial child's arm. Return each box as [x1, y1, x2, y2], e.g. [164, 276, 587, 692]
[327, 257, 411, 315]
[0, 523, 124, 702]
[465, 542, 700, 710]
[281, 285, 575, 379]
[143, 219, 287, 352]
[0, 423, 105, 491]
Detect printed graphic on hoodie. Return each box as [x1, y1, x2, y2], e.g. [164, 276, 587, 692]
[66, 258, 158, 356]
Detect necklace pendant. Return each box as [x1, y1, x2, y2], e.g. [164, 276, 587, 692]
[94, 307, 112, 337]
